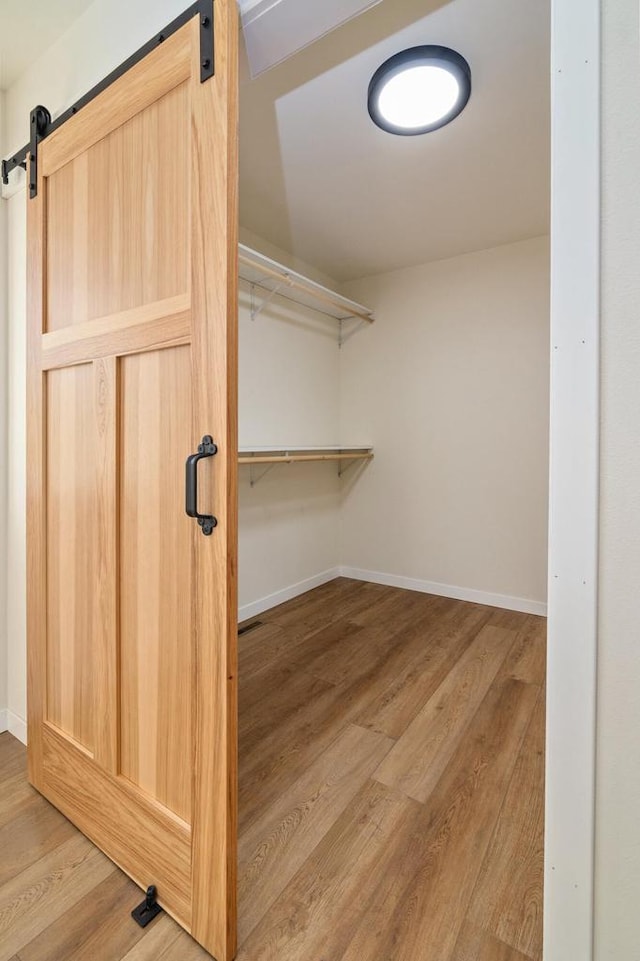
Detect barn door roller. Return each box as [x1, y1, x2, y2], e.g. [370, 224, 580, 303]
[1, 0, 215, 197]
[27, 106, 52, 200]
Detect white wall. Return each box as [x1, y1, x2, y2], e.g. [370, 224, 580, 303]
[0, 90, 8, 731]
[238, 231, 342, 617]
[594, 0, 640, 956]
[339, 236, 550, 612]
[5, 193, 26, 741]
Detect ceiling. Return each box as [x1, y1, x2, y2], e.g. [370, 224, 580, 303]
[239, 0, 550, 282]
[0, 0, 95, 89]
[239, 0, 383, 78]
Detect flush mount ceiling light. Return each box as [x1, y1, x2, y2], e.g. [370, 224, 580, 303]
[368, 45, 471, 135]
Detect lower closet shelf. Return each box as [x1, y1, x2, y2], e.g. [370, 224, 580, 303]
[238, 446, 373, 464]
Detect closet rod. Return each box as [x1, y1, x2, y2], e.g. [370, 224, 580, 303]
[238, 452, 373, 465]
[238, 253, 374, 325]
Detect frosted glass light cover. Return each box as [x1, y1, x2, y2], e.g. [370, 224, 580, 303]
[377, 65, 461, 130]
[368, 46, 471, 136]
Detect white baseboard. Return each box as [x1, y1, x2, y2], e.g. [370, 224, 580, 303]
[339, 566, 547, 617]
[239, 567, 341, 622]
[0, 710, 27, 745]
[239, 565, 547, 620]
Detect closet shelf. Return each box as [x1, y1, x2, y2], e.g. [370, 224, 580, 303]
[238, 446, 373, 464]
[239, 446, 373, 486]
[238, 244, 375, 328]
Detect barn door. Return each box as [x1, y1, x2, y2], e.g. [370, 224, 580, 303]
[26, 3, 238, 958]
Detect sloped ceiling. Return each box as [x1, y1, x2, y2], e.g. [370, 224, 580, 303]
[239, 0, 383, 77]
[239, 0, 550, 282]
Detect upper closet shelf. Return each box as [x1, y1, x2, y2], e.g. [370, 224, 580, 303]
[238, 244, 375, 332]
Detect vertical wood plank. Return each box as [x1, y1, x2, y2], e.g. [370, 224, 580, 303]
[72, 153, 89, 327]
[93, 357, 118, 772]
[46, 365, 96, 751]
[189, 3, 239, 958]
[26, 161, 47, 788]
[119, 348, 193, 820]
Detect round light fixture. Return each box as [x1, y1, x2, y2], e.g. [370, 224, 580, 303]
[368, 45, 471, 136]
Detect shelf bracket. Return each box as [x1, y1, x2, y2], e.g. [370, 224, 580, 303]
[338, 455, 369, 478]
[250, 462, 277, 487]
[250, 276, 293, 321]
[339, 317, 368, 348]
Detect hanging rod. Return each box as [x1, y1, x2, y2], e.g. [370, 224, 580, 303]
[238, 445, 373, 461]
[238, 452, 373, 465]
[1, 0, 215, 197]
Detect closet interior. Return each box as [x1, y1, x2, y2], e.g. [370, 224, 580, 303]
[0, 0, 555, 954]
[233, 0, 550, 956]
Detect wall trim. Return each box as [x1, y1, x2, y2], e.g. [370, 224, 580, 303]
[1, 709, 27, 745]
[340, 566, 547, 616]
[238, 567, 341, 622]
[239, 566, 547, 620]
[544, 1, 600, 959]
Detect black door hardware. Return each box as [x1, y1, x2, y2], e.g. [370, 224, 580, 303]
[2, 1, 215, 196]
[186, 435, 218, 535]
[27, 106, 51, 200]
[131, 885, 163, 928]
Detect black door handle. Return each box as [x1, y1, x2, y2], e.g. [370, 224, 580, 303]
[186, 435, 218, 535]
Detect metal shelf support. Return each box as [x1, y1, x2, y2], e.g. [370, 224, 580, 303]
[250, 278, 292, 321]
[249, 462, 277, 487]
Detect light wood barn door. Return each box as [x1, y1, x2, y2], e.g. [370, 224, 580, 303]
[26, 5, 238, 959]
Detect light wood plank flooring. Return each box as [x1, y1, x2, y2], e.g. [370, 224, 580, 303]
[0, 578, 545, 960]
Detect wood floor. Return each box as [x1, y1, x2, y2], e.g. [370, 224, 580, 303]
[0, 578, 545, 961]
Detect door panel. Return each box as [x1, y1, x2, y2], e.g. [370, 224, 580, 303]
[46, 363, 97, 752]
[27, 6, 238, 959]
[46, 82, 189, 332]
[46, 157, 89, 330]
[119, 346, 193, 821]
[41, 722, 193, 923]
